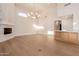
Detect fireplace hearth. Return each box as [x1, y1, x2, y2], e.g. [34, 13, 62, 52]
[4, 28, 12, 35]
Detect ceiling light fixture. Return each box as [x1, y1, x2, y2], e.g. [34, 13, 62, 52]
[18, 12, 28, 17]
[29, 11, 41, 19]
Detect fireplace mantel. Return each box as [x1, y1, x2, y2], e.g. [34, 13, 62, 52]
[0, 22, 15, 42]
[0, 23, 15, 26]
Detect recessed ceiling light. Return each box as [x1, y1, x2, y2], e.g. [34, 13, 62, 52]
[18, 12, 28, 17]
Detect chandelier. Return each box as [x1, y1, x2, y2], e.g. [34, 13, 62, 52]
[28, 12, 40, 19]
[18, 11, 40, 19]
[18, 11, 44, 29]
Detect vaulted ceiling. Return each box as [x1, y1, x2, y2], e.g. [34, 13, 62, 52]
[15, 3, 57, 13]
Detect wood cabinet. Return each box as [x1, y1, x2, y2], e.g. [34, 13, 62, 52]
[69, 32, 78, 44]
[55, 31, 79, 45]
[61, 32, 69, 42]
[54, 31, 62, 40]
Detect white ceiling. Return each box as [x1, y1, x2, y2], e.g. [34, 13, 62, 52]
[15, 3, 57, 13]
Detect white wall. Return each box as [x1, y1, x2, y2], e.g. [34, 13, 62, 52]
[38, 8, 57, 34]
[61, 15, 73, 31]
[57, 3, 79, 32]
[15, 8, 36, 36]
[0, 3, 15, 42]
[15, 4, 57, 35]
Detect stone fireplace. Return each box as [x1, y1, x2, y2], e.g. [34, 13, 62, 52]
[4, 28, 12, 35]
[0, 24, 15, 42]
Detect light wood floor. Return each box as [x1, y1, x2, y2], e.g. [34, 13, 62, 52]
[0, 34, 79, 56]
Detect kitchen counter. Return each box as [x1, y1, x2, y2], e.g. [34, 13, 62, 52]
[54, 31, 79, 45]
